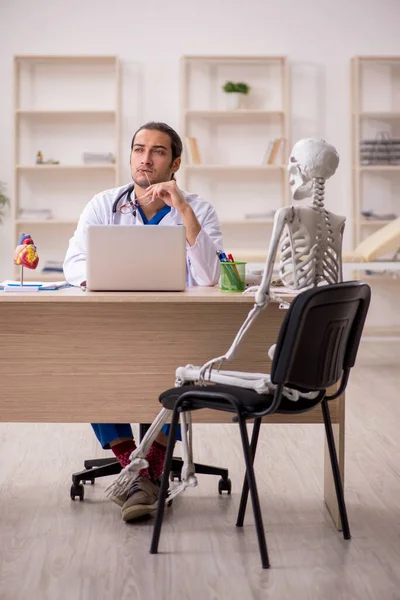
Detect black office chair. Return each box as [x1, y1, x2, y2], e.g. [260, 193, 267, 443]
[71, 426, 231, 501]
[150, 281, 371, 569]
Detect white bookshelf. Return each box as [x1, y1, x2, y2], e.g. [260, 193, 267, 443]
[351, 56, 400, 247]
[185, 164, 284, 172]
[179, 55, 290, 263]
[359, 165, 400, 172]
[13, 55, 121, 280]
[350, 57, 400, 337]
[16, 109, 117, 117]
[184, 109, 285, 118]
[360, 219, 394, 227]
[16, 165, 117, 172]
[360, 111, 400, 119]
[15, 219, 78, 225]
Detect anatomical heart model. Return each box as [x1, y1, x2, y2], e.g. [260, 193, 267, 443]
[14, 233, 39, 285]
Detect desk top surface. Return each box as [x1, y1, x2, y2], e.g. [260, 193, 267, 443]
[0, 286, 294, 304]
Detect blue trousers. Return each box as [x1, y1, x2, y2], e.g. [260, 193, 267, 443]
[91, 423, 181, 449]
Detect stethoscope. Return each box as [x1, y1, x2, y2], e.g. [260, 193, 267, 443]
[111, 174, 157, 223]
[111, 184, 137, 223]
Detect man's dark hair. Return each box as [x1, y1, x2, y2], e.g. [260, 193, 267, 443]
[131, 121, 183, 163]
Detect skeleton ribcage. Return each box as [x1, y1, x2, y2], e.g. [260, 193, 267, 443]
[279, 223, 316, 289]
[315, 212, 340, 284]
[279, 214, 340, 289]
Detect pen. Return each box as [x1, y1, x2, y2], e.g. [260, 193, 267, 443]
[217, 250, 230, 263]
[227, 253, 241, 282]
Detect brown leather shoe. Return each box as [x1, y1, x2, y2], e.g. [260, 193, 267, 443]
[110, 490, 130, 508]
[121, 476, 160, 521]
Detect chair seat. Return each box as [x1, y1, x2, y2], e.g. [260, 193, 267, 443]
[159, 383, 323, 415]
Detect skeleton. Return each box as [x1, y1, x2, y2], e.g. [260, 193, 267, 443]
[106, 138, 346, 501]
[194, 138, 345, 379]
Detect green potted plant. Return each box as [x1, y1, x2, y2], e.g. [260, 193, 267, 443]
[222, 81, 251, 109]
[0, 182, 10, 225]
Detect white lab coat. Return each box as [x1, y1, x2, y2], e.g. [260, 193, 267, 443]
[63, 182, 224, 287]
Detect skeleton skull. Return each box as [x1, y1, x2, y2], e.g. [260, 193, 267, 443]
[288, 138, 339, 200]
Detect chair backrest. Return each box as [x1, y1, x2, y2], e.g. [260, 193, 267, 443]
[271, 281, 371, 391]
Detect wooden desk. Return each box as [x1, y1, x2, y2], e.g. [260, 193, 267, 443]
[0, 286, 344, 527]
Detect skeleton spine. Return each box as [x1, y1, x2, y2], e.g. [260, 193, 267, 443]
[312, 177, 325, 211]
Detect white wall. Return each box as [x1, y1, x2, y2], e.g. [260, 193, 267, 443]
[0, 0, 399, 327]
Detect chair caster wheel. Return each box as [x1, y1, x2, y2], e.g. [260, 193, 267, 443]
[218, 478, 232, 495]
[170, 471, 182, 482]
[70, 483, 84, 501]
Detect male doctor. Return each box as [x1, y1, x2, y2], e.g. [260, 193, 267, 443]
[64, 121, 223, 522]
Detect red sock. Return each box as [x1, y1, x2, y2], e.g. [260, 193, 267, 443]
[111, 439, 137, 468]
[139, 441, 166, 481]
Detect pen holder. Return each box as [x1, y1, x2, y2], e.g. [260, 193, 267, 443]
[220, 261, 246, 292]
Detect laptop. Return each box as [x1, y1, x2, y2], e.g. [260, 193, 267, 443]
[86, 225, 187, 291]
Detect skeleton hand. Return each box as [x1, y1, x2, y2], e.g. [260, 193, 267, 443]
[243, 285, 258, 295]
[247, 286, 271, 308]
[198, 355, 227, 382]
[243, 285, 271, 306]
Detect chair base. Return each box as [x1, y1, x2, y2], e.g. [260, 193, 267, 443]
[71, 457, 230, 501]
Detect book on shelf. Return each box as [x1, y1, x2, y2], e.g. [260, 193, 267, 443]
[82, 152, 115, 164]
[360, 137, 400, 165]
[262, 138, 284, 165]
[185, 137, 202, 165]
[261, 141, 274, 165]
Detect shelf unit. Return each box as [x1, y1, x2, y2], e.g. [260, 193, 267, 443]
[351, 56, 400, 248]
[179, 55, 290, 263]
[359, 165, 400, 172]
[16, 109, 117, 117]
[360, 219, 394, 227]
[16, 165, 118, 171]
[13, 55, 121, 280]
[185, 164, 284, 172]
[184, 109, 285, 119]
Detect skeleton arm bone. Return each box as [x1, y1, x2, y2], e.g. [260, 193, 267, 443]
[253, 207, 293, 305]
[199, 208, 292, 379]
[177, 365, 319, 401]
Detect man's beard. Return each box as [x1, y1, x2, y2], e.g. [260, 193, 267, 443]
[133, 173, 153, 188]
[133, 163, 173, 188]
